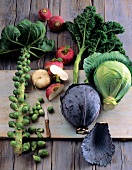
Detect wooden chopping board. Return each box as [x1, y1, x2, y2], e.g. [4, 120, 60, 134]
[0, 70, 132, 139]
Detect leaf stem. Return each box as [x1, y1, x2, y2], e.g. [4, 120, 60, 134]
[73, 47, 86, 84]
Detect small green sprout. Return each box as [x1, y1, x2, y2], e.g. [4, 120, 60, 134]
[47, 106, 54, 113]
[38, 149, 49, 158]
[33, 154, 41, 163]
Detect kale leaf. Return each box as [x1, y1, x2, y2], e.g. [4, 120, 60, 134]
[65, 6, 125, 83]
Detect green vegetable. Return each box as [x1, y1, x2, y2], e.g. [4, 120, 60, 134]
[31, 141, 37, 151]
[33, 154, 41, 163]
[65, 6, 125, 83]
[0, 19, 54, 160]
[83, 51, 132, 110]
[38, 149, 49, 157]
[37, 141, 46, 148]
[38, 97, 44, 103]
[47, 106, 54, 113]
[7, 131, 15, 138]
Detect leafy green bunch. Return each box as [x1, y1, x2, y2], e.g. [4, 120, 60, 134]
[0, 19, 54, 162]
[65, 6, 125, 83]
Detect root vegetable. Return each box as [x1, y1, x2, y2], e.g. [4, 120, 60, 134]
[46, 83, 64, 100]
[48, 16, 64, 32]
[44, 58, 64, 71]
[50, 65, 68, 81]
[56, 45, 75, 65]
[32, 69, 51, 89]
[38, 8, 52, 21]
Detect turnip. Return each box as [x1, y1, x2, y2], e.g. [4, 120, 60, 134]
[38, 8, 52, 21]
[48, 16, 64, 32]
[32, 69, 51, 89]
[50, 65, 68, 81]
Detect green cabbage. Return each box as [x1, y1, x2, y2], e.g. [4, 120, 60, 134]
[83, 51, 132, 110]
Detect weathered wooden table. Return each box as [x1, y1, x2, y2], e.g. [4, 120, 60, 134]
[0, 0, 132, 169]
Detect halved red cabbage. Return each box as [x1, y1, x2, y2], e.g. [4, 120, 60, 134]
[60, 84, 101, 127]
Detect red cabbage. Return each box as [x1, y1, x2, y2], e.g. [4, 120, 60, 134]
[60, 84, 101, 127]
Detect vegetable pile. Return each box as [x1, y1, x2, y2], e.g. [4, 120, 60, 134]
[0, 19, 54, 162]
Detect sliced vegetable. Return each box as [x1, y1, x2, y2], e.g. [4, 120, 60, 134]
[50, 65, 68, 81]
[46, 83, 64, 101]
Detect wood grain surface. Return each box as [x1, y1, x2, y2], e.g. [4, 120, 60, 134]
[0, 0, 132, 170]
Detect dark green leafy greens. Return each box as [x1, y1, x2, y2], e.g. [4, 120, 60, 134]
[65, 6, 125, 83]
[0, 19, 54, 57]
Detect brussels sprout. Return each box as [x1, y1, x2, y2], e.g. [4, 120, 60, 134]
[9, 95, 17, 102]
[25, 74, 30, 80]
[18, 98, 25, 104]
[37, 141, 46, 148]
[31, 114, 38, 122]
[47, 106, 54, 113]
[28, 125, 36, 134]
[33, 154, 41, 163]
[9, 112, 15, 119]
[33, 110, 39, 115]
[10, 141, 17, 147]
[13, 112, 20, 119]
[31, 141, 37, 151]
[36, 128, 44, 133]
[26, 60, 30, 65]
[16, 122, 23, 130]
[9, 112, 20, 119]
[17, 65, 22, 70]
[8, 121, 16, 128]
[25, 53, 30, 58]
[7, 131, 15, 138]
[12, 76, 19, 81]
[38, 149, 49, 158]
[38, 97, 44, 103]
[23, 132, 30, 138]
[36, 101, 40, 105]
[22, 142, 30, 152]
[29, 110, 34, 116]
[36, 105, 42, 110]
[36, 131, 43, 138]
[13, 89, 21, 96]
[22, 118, 30, 126]
[32, 106, 37, 111]
[38, 109, 45, 116]
[19, 78, 25, 83]
[22, 105, 29, 114]
[23, 67, 29, 73]
[17, 61, 22, 65]
[14, 82, 20, 88]
[10, 103, 18, 111]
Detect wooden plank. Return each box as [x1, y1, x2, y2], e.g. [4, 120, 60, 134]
[51, 140, 75, 170]
[105, 0, 132, 59]
[74, 140, 95, 170]
[0, 140, 14, 170]
[0, 70, 132, 139]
